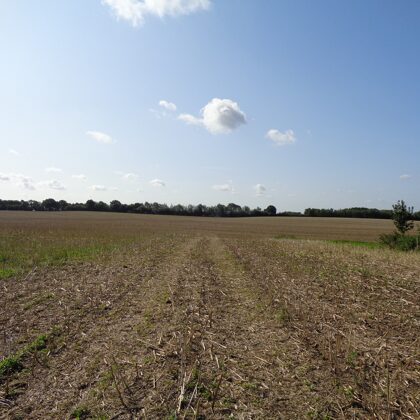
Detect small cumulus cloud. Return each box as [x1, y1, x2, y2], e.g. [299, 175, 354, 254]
[399, 174, 412, 180]
[90, 185, 107, 191]
[254, 184, 266, 196]
[9, 149, 20, 156]
[266, 129, 296, 146]
[45, 167, 62, 173]
[102, 0, 211, 27]
[212, 181, 234, 192]
[38, 180, 66, 190]
[150, 178, 165, 187]
[159, 100, 177, 112]
[0, 173, 10, 181]
[86, 130, 114, 144]
[72, 174, 87, 180]
[179, 98, 246, 134]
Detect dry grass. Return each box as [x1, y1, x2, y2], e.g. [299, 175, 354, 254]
[0, 211, 419, 419]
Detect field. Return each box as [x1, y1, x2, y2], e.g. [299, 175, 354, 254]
[0, 212, 419, 419]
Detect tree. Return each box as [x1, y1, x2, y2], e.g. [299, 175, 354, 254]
[110, 200, 122, 212]
[58, 200, 68, 211]
[392, 200, 414, 235]
[264, 205, 277, 216]
[42, 198, 59, 211]
[85, 199, 97, 211]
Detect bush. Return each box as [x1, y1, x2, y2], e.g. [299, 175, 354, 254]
[379, 232, 419, 251]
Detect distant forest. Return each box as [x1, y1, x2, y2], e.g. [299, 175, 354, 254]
[1, 198, 419, 220]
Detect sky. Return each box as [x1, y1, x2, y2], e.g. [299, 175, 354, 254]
[0, 0, 419, 211]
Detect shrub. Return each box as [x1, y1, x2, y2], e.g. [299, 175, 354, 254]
[379, 232, 419, 251]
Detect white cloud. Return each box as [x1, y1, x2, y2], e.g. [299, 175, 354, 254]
[400, 174, 412, 180]
[212, 181, 234, 192]
[9, 149, 19, 156]
[21, 179, 36, 191]
[45, 167, 62, 173]
[72, 174, 87, 180]
[86, 130, 114, 144]
[39, 180, 66, 191]
[122, 172, 139, 180]
[8, 173, 36, 190]
[90, 185, 107, 191]
[266, 129, 296, 146]
[0, 173, 10, 181]
[159, 100, 177, 112]
[178, 113, 202, 126]
[103, 0, 211, 27]
[254, 184, 266, 196]
[179, 98, 246, 134]
[150, 178, 165, 187]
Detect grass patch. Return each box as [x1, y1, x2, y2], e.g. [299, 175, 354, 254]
[71, 406, 91, 419]
[0, 267, 18, 280]
[275, 236, 384, 250]
[274, 234, 297, 240]
[327, 239, 383, 249]
[0, 232, 136, 280]
[0, 333, 50, 381]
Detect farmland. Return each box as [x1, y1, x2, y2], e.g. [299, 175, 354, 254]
[0, 212, 419, 419]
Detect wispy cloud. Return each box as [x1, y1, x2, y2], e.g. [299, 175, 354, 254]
[103, 0, 211, 27]
[399, 174, 412, 180]
[179, 98, 246, 134]
[90, 185, 107, 191]
[122, 172, 139, 180]
[86, 130, 114, 144]
[266, 129, 296, 146]
[253, 183, 266, 196]
[45, 167, 62, 173]
[38, 180, 66, 190]
[72, 174, 87, 180]
[13, 174, 36, 190]
[9, 149, 20, 156]
[1, 173, 36, 190]
[159, 100, 177, 112]
[150, 178, 165, 187]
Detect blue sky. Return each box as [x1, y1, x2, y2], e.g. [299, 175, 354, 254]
[1, 0, 419, 211]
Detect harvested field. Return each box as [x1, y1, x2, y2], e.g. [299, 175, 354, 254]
[0, 212, 419, 419]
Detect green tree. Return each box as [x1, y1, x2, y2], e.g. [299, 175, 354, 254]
[392, 200, 414, 235]
[264, 205, 277, 216]
[110, 200, 122, 212]
[42, 198, 59, 211]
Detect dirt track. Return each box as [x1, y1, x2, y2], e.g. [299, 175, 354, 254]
[1, 234, 419, 419]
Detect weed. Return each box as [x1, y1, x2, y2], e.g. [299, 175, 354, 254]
[0, 356, 23, 378]
[71, 406, 91, 419]
[346, 350, 358, 368]
[276, 307, 291, 324]
[0, 334, 49, 381]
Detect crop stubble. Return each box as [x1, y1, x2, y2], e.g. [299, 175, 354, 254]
[0, 212, 419, 419]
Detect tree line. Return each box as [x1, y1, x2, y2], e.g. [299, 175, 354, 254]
[0, 199, 277, 217]
[0, 198, 420, 220]
[0, 199, 419, 219]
